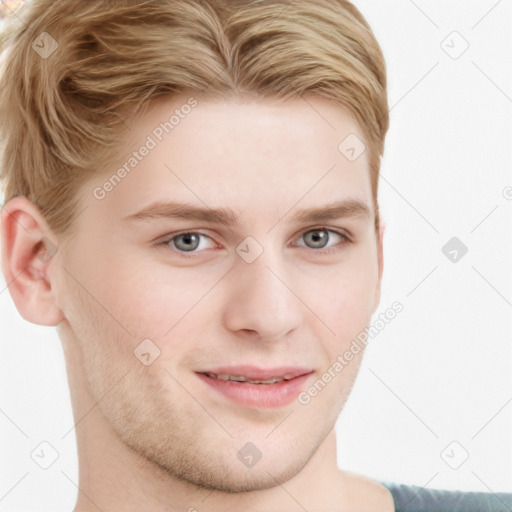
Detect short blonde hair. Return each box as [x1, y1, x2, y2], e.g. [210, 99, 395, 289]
[0, 0, 388, 238]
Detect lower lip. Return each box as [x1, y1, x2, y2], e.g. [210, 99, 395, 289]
[196, 372, 313, 409]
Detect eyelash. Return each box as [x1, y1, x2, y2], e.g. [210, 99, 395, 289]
[157, 227, 352, 258]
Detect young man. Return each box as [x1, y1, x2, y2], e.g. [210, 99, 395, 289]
[0, 1, 511, 511]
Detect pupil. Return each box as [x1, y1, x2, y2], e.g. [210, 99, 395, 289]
[307, 230, 328, 248]
[177, 233, 199, 251]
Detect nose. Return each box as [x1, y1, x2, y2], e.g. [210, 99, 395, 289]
[221, 245, 304, 343]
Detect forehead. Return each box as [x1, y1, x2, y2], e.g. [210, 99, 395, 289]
[85, 93, 374, 226]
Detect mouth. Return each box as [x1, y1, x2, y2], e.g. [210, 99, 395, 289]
[198, 372, 301, 385]
[195, 366, 314, 409]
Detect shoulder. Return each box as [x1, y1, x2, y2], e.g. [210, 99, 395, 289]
[381, 481, 512, 512]
[339, 470, 395, 512]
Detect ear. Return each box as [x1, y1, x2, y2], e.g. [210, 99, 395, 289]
[1, 196, 64, 326]
[372, 218, 385, 313]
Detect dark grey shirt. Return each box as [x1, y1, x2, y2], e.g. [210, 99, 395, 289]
[381, 482, 512, 512]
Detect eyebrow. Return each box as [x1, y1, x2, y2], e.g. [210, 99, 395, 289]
[123, 198, 371, 226]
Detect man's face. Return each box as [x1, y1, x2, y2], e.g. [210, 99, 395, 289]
[53, 93, 383, 492]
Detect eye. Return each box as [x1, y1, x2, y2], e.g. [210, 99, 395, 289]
[294, 227, 351, 254]
[163, 232, 217, 254]
[157, 227, 351, 257]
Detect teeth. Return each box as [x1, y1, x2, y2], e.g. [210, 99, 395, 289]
[204, 372, 293, 384]
[226, 375, 246, 382]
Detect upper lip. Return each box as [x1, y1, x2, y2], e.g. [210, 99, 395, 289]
[197, 365, 314, 380]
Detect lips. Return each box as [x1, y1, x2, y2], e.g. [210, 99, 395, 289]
[196, 367, 314, 409]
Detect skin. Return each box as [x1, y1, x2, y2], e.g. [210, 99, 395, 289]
[1, 93, 393, 512]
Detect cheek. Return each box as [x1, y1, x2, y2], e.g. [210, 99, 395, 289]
[65, 244, 169, 339]
[115, 266, 216, 341]
[317, 265, 377, 332]
[64, 278, 167, 409]
[59, 243, 142, 356]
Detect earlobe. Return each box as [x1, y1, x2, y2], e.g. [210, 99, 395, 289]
[1, 197, 64, 326]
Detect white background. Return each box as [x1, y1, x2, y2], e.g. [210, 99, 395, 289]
[1, 0, 511, 510]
